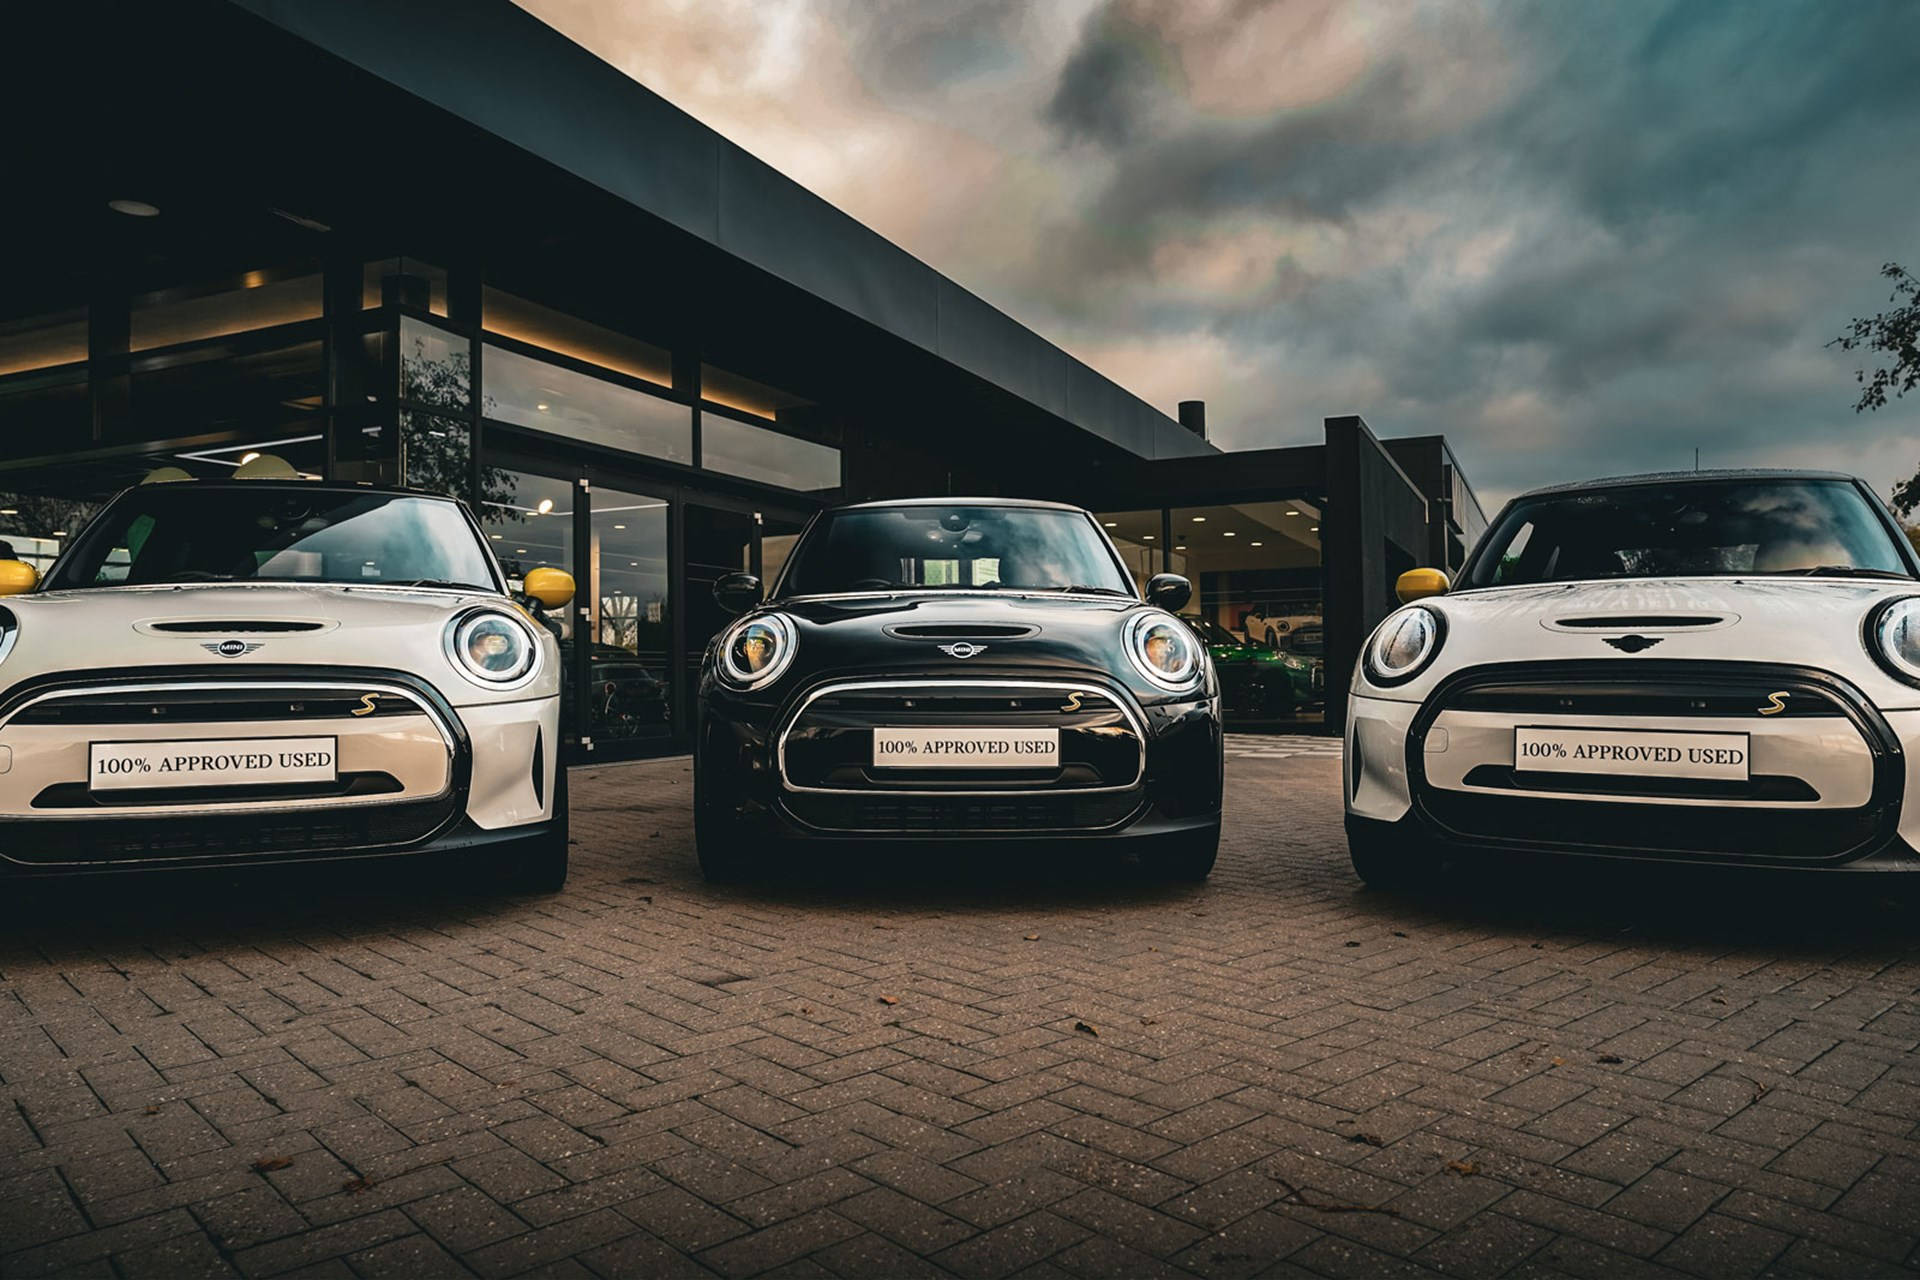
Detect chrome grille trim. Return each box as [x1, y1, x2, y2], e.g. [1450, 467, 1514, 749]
[775, 678, 1148, 796]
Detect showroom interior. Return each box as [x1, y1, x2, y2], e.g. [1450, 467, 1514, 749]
[1, 0, 1483, 761]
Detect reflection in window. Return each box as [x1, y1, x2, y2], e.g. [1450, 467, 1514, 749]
[399, 411, 473, 501]
[363, 259, 449, 316]
[0, 492, 99, 577]
[0, 308, 87, 376]
[479, 471, 576, 638]
[1097, 510, 1161, 591]
[130, 273, 323, 351]
[483, 289, 672, 388]
[483, 345, 692, 464]
[701, 414, 840, 492]
[399, 317, 470, 414]
[587, 490, 672, 745]
[127, 339, 324, 447]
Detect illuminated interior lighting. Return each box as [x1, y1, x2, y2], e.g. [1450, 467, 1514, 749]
[238, 452, 261, 465]
[50, 531, 65, 537]
[1191, 516, 1206, 522]
[536, 499, 554, 514]
[1310, 526, 1320, 532]
[489, 534, 502, 540]
[241, 271, 267, 289]
[515, 548, 527, 554]
[1285, 510, 1299, 517]
[1251, 541, 1264, 547]
[1103, 522, 1117, 528]
[613, 524, 626, 530]
[536, 403, 549, 411]
[0, 508, 16, 516]
[1222, 531, 1236, 537]
[1142, 534, 1155, 540]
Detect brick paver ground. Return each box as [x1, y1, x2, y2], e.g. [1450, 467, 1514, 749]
[3, 751, 1918, 1279]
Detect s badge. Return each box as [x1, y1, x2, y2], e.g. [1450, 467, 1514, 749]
[1758, 691, 1790, 716]
[1061, 691, 1084, 713]
[351, 694, 380, 717]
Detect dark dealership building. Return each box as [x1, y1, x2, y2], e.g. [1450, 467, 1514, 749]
[2, 0, 1484, 760]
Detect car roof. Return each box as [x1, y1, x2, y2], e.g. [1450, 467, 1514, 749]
[1517, 467, 1863, 499]
[116, 479, 461, 501]
[831, 496, 1091, 514]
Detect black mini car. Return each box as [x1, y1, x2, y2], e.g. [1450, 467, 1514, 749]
[693, 498, 1225, 880]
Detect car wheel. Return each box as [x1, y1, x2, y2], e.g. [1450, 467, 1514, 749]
[694, 737, 760, 883]
[1344, 815, 1434, 893]
[507, 763, 570, 893]
[1146, 822, 1220, 881]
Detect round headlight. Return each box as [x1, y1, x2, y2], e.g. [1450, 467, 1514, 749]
[1126, 611, 1201, 691]
[718, 612, 796, 690]
[1364, 605, 1444, 686]
[448, 609, 538, 686]
[1870, 596, 1920, 685]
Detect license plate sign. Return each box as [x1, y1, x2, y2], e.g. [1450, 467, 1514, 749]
[872, 727, 1060, 769]
[89, 737, 338, 792]
[1513, 728, 1749, 781]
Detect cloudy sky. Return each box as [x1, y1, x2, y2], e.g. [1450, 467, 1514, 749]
[518, 0, 1920, 506]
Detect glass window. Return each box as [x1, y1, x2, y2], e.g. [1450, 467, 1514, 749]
[399, 317, 470, 414]
[779, 504, 1132, 597]
[363, 259, 449, 316]
[483, 288, 671, 388]
[0, 308, 87, 376]
[0, 491, 101, 577]
[1096, 509, 1162, 590]
[700, 364, 810, 420]
[482, 344, 692, 464]
[47, 486, 498, 591]
[478, 471, 576, 641]
[130, 273, 323, 351]
[1467, 478, 1912, 586]
[701, 414, 840, 492]
[126, 338, 325, 447]
[0, 374, 89, 461]
[400, 411, 472, 501]
[586, 489, 672, 745]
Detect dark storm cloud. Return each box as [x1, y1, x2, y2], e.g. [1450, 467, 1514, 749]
[521, 0, 1920, 504]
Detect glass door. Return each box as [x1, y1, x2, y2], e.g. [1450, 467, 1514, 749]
[681, 504, 757, 724]
[582, 486, 673, 757]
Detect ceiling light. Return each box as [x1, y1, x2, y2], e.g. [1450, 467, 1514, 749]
[238, 452, 261, 465]
[1251, 541, 1263, 547]
[515, 548, 527, 554]
[1142, 534, 1155, 540]
[1222, 531, 1236, 537]
[50, 531, 65, 537]
[1310, 526, 1320, 532]
[536, 498, 554, 514]
[489, 534, 502, 540]
[1285, 511, 1299, 517]
[536, 402, 549, 411]
[108, 199, 159, 218]
[614, 524, 626, 530]
[1104, 522, 1117, 528]
[1191, 516, 1206, 522]
[0, 508, 16, 516]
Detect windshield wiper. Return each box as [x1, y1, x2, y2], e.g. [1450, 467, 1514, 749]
[1042, 584, 1134, 596]
[387, 578, 489, 591]
[1762, 565, 1914, 580]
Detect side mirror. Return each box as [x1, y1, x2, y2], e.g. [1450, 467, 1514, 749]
[1145, 573, 1192, 612]
[523, 566, 576, 609]
[0, 560, 38, 597]
[713, 571, 763, 615]
[1395, 567, 1450, 604]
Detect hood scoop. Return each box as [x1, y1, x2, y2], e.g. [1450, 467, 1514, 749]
[885, 623, 1039, 640]
[1543, 613, 1735, 634]
[137, 618, 334, 635]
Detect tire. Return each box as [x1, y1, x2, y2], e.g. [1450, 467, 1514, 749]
[1344, 815, 1434, 893]
[506, 764, 570, 893]
[1145, 822, 1220, 882]
[694, 735, 760, 883]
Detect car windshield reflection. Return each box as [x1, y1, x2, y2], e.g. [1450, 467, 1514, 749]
[777, 504, 1135, 597]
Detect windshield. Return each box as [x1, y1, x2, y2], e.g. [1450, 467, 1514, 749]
[46, 486, 500, 592]
[1466, 478, 1912, 588]
[777, 504, 1134, 597]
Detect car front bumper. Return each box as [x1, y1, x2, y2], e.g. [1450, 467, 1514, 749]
[1347, 660, 1920, 871]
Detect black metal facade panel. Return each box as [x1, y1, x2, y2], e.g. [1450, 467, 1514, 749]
[933, 282, 1072, 423]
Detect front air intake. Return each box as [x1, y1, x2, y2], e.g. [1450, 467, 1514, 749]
[885, 624, 1039, 640]
[147, 619, 327, 633]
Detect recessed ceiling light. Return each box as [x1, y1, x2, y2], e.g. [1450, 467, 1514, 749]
[238, 452, 261, 465]
[536, 403, 549, 411]
[536, 498, 554, 514]
[1103, 522, 1117, 527]
[515, 548, 527, 554]
[489, 534, 502, 540]
[1250, 541, 1263, 547]
[1222, 531, 1236, 537]
[50, 531, 65, 537]
[613, 523, 626, 530]
[1142, 534, 1155, 540]
[1284, 511, 1299, 517]
[108, 199, 159, 218]
[0, 508, 16, 516]
[1191, 516, 1206, 522]
[1310, 526, 1320, 532]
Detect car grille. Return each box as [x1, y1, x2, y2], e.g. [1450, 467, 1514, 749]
[776, 678, 1147, 833]
[0, 671, 465, 864]
[1412, 662, 1901, 864]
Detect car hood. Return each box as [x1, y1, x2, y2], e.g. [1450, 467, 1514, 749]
[754, 591, 1167, 690]
[1369, 576, 1920, 705]
[0, 583, 559, 706]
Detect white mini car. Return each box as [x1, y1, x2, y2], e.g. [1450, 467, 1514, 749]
[1345, 469, 1920, 887]
[0, 480, 574, 888]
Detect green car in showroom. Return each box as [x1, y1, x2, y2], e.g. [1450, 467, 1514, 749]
[1187, 619, 1320, 717]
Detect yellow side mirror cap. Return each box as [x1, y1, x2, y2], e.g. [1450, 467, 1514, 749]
[0, 559, 40, 597]
[523, 566, 576, 609]
[1395, 567, 1450, 603]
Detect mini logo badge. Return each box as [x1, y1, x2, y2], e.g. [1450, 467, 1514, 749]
[1603, 634, 1662, 654]
[203, 640, 264, 659]
[1758, 691, 1790, 716]
[938, 642, 988, 659]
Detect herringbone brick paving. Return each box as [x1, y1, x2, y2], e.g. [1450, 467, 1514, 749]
[2, 751, 1918, 1278]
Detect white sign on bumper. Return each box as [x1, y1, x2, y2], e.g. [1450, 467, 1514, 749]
[89, 737, 339, 792]
[872, 727, 1060, 768]
[1514, 727, 1749, 782]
